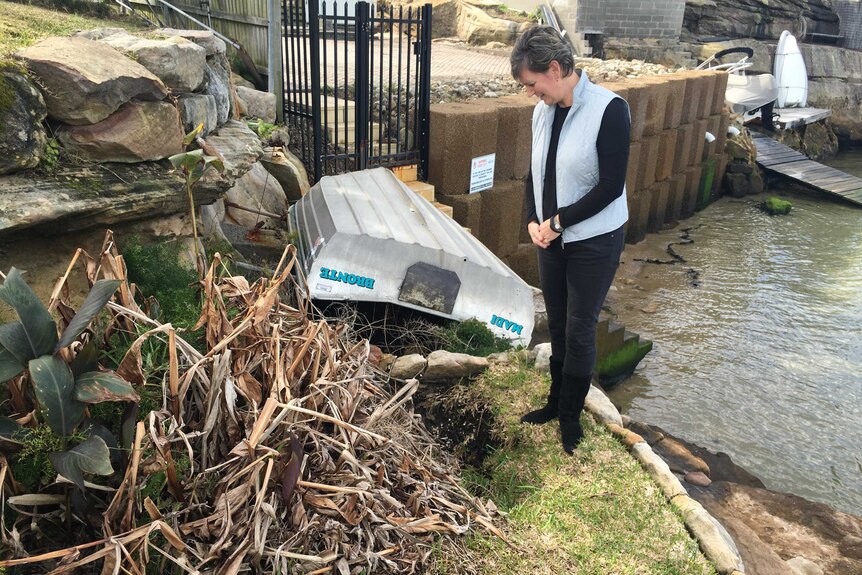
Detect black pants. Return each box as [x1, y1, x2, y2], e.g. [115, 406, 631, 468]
[537, 225, 624, 380]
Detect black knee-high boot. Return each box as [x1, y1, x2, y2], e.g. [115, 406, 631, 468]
[520, 358, 564, 424]
[558, 374, 592, 454]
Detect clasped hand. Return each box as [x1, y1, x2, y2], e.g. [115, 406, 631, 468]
[528, 218, 561, 249]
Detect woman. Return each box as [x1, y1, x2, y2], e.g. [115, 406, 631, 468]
[511, 26, 629, 454]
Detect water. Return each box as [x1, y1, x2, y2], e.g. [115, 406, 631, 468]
[607, 151, 862, 517]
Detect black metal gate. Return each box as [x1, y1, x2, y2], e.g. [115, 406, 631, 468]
[282, 0, 432, 183]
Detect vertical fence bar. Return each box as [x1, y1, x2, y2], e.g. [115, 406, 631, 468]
[321, 0, 330, 176]
[342, 2, 349, 172]
[355, 1, 370, 171]
[269, 0, 284, 122]
[308, 0, 322, 181]
[395, 5, 404, 157]
[418, 3, 432, 179]
[386, 5, 394, 158]
[405, 7, 414, 155]
[376, 6, 384, 164]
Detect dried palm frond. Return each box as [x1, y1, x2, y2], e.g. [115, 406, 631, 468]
[0, 231, 502, 574]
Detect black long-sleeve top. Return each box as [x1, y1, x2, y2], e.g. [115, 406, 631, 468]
[524, 97, 630, 230]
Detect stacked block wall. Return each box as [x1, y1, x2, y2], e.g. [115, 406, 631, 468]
[428, 69, 729, 284]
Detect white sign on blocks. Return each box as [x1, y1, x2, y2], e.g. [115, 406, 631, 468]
[469, 153, 496, 193]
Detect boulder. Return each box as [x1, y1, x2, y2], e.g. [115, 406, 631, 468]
[205, 56, 233, 125]
[761, 197, 792, 215]
[532, 342, 551, 372]
[0, 64, 47, 175]
[201, 120, 263, 184]
[260, 147, 310, 202]
[235, 86, 276, 122]
[0, 120, 262, 237]
[422, 350, 488, 381]
[16, 36, 168, 125]
[584, 384, 623, 427]
[94, 31, 207, 93]
[801, 121, 839, 161]
[57, 100, 184, 163]
[456, 2, 529, 45]
[152, 28, 227, 56]
[178, 93, 218, 136]
[223, 162, 288, 228]
[390, 354, 427, 379]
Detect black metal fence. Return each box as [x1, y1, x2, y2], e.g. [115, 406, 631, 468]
[282, 0, 432, 183]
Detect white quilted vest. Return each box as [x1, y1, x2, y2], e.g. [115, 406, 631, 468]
[530, 71, 629, 242]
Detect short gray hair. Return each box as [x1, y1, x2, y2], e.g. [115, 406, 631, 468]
[510, 25, 574, 79]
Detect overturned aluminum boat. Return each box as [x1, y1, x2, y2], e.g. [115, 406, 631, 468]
[287, 168, 534, 345]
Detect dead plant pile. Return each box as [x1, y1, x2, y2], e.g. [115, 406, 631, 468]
[0, 232, 502, 574]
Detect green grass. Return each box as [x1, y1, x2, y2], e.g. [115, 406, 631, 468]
[0, 1, 145, 58]
[428, 362, 718, 575]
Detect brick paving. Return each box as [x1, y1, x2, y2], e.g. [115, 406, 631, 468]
[285, 37, 512, 90]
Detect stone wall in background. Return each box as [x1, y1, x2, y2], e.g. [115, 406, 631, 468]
[834, 1, 862, 55]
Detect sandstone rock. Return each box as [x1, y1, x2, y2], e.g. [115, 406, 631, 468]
[787, 556, 824, 575]
[801, 121, 839, 161]
[153, 28, 227, 56]
[749, 169, 765, 195]
[675, 495, 745, 575]
[726, 172, 749, 198]
[632, 443, 688, 499]
[0, 65, 47, 175]
[223, 162, 288, 228]
[96, 32, 207, 93]
[178, 94, 218, 137]
[200, 199, 233, 249]
[16, 36, 168, 125]
[390, 354, 427, 379]
[57, 100, 183, 162]
[205, 56, 233, 125]
[656, 436, 711, 475]
[236, 86, 276, 123]
[456, 2, 527, 45]
[201, 120, 264, 184]
[840, 534, 862, 559]
[622, 431, 644, 448]
[683, 0, 838, 41]
[686, 471, 712, 487]
[260, 147, 310, 202]
[533, 342, 551, 371]
[422, 350, 488, 381]
[584, 385, 623, 427]
[725, 139, 750, 161]
[232, 72, 256, 89]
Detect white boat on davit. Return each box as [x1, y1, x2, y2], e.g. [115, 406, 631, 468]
[697, 46, 779, 126]
[287, 168, 535, 346]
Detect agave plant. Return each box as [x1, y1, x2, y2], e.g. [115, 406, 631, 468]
[0, 268, 139, 489]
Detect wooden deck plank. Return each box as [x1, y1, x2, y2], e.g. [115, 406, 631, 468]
[753, 135, 862, 207]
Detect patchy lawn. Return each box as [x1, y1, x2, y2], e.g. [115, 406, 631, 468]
[427, 360, 718, 575]
[0, 1, 146, 57]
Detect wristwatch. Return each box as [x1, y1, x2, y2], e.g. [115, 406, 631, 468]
[550, 215, 564, 233]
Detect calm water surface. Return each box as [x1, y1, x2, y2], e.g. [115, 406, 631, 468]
[608, 149, 862, 516]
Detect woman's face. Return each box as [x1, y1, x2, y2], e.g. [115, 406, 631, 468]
[518, 60, 562, 105]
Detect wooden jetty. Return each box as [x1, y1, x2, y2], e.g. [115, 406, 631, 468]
[751, 132, 862, 207]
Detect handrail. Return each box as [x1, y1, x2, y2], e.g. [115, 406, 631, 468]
[539, 2, 565, 39]
[153, 0, 240, 50]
